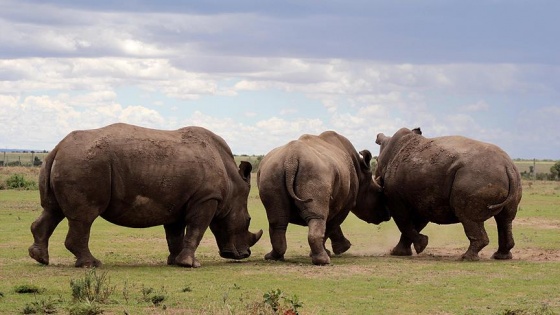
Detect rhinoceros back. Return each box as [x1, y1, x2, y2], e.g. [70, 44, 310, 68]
[44, 123, 237, 228]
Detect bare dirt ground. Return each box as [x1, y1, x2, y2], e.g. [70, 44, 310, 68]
[419, 247, 560, 262]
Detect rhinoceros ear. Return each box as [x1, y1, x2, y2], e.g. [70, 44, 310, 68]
[375, 133, 386, 145]
[359, 150, 372, 170]
[412, 127, 422, 135]
[238, 161, 252, 183]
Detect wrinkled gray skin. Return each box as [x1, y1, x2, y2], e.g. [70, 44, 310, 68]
[375, 127, 522, 261]
[257, 131, 390, 265]
[29, 123, 263, 268]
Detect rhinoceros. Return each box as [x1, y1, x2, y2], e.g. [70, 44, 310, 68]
[29, 123, 262, 268]
[257, 131, 390, 265]
[375, 127, 522, 261]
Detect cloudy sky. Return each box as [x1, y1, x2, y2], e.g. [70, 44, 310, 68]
[1, 0, 559, 159]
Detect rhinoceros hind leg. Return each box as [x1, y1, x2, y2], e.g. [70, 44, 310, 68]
[460, 220, 489, 261]
[266, 226, 288, 261]
[29, 209, 65, 265]
[65, 218, 101, 268]
[310, 251, 330, 265]
[308, 219, 330, 265]
[492, 209, 515, 260]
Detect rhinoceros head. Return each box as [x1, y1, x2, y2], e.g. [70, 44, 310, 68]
[352, 150, 391, 224]
[375, 127, 423, 185]
[210, 161, 263, 260]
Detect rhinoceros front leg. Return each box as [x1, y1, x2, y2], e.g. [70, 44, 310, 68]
[308, 218, 330, 265]
[65, 218, 101, 267]
[175, 200, 217, 268]
[327, 225, 352, 256]
[164, 221, 186, 265]
[391, 216, 429, 256]
[29, 209, 65, 265]
[390, 219, 429, 256]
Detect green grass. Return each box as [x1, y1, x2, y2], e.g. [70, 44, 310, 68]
[0, 180, 559, 314]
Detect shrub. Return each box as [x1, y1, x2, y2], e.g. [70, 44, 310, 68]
[500, 303, 556, 315]
[14, 284, 43, 294]
[22, 297, 60, 314]
[5, 174, 37, 190]
[67, 301, 104, 315]
[141, 286, 167, 307]
[260, 289, 303, 315]
[70, 269, 114, 304]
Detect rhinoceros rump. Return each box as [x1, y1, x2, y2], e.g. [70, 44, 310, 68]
[29, 123, 262, 268]
[375, 127, 522, 261]
[257, 131, 390, 265]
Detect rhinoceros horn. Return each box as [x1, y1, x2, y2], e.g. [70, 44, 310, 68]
[373, 176, 384, 190]
[251, 229, 263, 246]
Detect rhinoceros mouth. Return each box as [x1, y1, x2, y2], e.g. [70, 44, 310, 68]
[220, 249, 251, 260]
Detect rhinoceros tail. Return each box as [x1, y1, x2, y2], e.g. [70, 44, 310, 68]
[39, 147, 60, 211]
[284, 156, 313, 203]
[487, 165, 520, 210]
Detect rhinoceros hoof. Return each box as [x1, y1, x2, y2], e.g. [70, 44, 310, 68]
[176, 256, 201, 268]
[332, 240, 352, 255]
[264, 252, 285, 261]
[413, 234, 429, 254]
[311, 249, 332, 257]
[75, 258, 102, 268]
[167, 255, 178, 265]
[460, 252, 480, 261]
[492, 251, 513, 260]
[28, 245, 49, 265]
[311, 252, 330, 265]
[390, 246, 413, 256]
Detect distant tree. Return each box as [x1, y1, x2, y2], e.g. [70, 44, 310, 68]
[371, 156, 378, 171]
[252, 155, 264, 171]
[33, 156, 42, 167]
[550, 161, 560, 181]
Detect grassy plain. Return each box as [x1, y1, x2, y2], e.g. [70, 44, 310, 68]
[0, 175, 559, 314]
[514, 160, 555, 174]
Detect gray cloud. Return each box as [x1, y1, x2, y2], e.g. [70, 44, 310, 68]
[3, 0, 559, 64]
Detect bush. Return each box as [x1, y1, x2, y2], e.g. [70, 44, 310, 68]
[70, 269, 114, 304]
[5, 174, 37, 190]
[14, 284, 43, 294]
[261, 289, 303, 315]
[500, 303, 556, 315]
[141, 286, 167, 307]
[22, 297, 60, 314]
[67, 301, 104, 315]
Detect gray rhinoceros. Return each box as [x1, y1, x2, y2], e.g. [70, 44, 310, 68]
[375, 127, 522, 261]
[257, 131, 390, 265]
[29, 123, 262, 268]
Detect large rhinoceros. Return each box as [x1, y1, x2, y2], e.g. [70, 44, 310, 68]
[29, 123, 263, 268]
[375, 127, 522, 261]
[257, 131, 390, 265]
